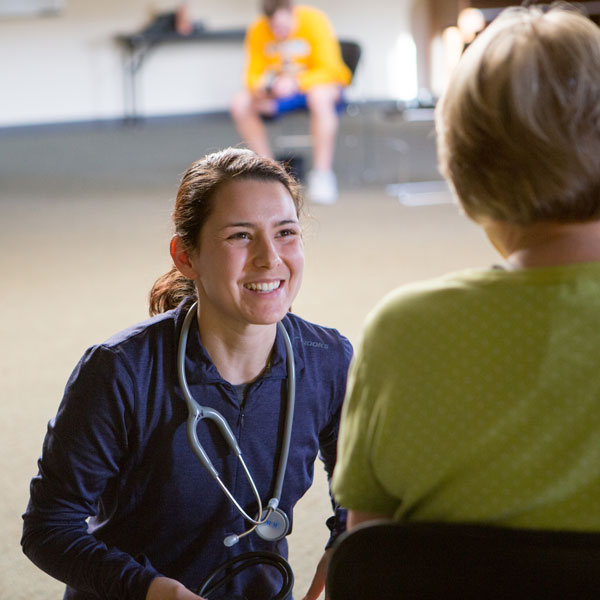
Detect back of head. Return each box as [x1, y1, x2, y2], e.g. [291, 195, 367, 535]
[436, 5, 600, 224]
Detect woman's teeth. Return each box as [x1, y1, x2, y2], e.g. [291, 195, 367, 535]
[244, 281, 281, 292]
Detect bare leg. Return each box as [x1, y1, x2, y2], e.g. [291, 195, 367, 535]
[306, 84, 342, 170]
[230, 89, 274, 158]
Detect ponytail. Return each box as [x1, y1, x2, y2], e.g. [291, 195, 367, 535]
[148, 265, 196, 317]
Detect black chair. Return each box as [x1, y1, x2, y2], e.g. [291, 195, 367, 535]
[326, 520, 600, 599]
[339, 39, 361, 82]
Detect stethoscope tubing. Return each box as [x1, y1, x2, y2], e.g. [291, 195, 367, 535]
[178, 302, 265, 523]
[177, 301, 296, 526]
[197, 551, 294, 600]
[179, 301, 297, 598]
[271, 314, 296, 505]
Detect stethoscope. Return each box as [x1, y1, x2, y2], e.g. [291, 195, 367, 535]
[177, 301, 296, 598]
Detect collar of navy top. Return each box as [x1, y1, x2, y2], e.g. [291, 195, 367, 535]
[176, 308, 305, 386]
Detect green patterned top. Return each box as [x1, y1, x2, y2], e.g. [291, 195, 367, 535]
[333, 262, 600, 531]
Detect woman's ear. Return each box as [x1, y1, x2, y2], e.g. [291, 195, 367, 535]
[170, 235, 198, 280]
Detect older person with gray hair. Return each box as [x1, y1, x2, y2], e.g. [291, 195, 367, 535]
[333, 4, 600, 534]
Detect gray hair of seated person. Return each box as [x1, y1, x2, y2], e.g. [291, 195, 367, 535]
[436, 5, 600, 225]
[148, 147, 302, 316]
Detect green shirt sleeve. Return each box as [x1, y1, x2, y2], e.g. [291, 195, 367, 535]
[332, 333, 399, 515]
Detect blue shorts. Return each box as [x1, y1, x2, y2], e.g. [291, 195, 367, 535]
[272, 92, 346, 117]
[274, 93, 309, 115]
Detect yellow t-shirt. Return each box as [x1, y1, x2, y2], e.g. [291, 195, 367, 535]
[333, 263, 600, 532]
[244, 5, 352, 93]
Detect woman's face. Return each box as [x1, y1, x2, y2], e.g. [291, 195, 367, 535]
[190, 178, 304, 330]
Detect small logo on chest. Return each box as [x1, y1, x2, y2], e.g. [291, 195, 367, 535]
[304, 340, 329, 349]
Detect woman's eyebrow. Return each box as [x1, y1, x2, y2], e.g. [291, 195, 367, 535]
[222, 218, 299, 229]
[223, 221, 255, 229]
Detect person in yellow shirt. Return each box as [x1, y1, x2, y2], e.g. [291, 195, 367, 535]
[231, 0, 351, 204]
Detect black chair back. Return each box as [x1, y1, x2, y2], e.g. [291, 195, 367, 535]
[326, 521, 600, 599]
[339, 40, 361, 80]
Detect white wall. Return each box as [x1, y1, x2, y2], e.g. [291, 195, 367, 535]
[0, 0, 414, 127]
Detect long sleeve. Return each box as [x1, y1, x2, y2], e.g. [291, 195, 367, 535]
[318, 412, 347, 549]
[318, 336, 353, 548]
[295, 11, 351, 92]
[244, 19, 270, 92]
[330, 345, 398, 516]
[21, 345, 159, 600]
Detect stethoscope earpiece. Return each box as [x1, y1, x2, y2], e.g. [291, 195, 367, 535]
[223, 534, 240, 547]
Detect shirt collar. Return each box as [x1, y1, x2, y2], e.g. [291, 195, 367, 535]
[176, 303, 304, 385]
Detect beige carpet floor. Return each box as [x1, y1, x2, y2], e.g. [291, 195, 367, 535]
[0, 115, 498, 598]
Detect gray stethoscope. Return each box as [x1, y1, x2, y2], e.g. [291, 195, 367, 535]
[177, 301, 295, 547]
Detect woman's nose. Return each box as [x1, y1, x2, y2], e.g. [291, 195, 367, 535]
[253, 237, 282, 268]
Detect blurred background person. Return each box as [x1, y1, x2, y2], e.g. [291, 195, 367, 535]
[230, 0, 352, 205]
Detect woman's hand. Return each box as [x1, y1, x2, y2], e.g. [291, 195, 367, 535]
[146, 576, 205, 600]
[301, 548, 332, 600]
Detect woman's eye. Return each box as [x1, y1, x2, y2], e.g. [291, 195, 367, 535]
[277, 229, 298, 238]
[229, 232, 250, 240]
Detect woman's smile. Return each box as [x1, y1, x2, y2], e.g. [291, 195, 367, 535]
[243, 279, 283, 293]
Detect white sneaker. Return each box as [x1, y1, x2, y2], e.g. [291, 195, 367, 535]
[307, 169, 338, 205]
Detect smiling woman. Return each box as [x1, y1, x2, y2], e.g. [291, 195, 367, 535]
[149, 148, 304, 318]
[21, 147, 353, 600]
[170, 178, 304, 349]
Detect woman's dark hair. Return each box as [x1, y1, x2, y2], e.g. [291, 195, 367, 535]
[148, 147, 303, 316]
[262, 0, 292, 17]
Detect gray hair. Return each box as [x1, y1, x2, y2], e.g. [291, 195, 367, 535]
[436, 5, 600, 224]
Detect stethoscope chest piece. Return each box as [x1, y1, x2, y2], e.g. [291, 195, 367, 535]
[255, 508, 289, 542]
